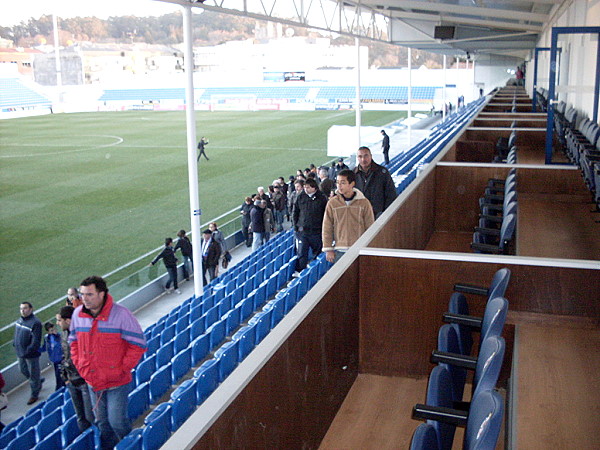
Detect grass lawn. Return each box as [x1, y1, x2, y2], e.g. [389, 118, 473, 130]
[0, 109, 404, 334]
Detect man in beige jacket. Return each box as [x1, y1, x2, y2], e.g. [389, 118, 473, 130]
[322, 169, 375, 263]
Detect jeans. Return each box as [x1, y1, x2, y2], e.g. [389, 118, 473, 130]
[68, 382, 94, 432]
[165, 266, 178, 289]
[252, 232, 264, 252]
[52, 362, 65, 391]
[89, 383, 131, 450]
[202, 262, 217, 286]
[295, 232, 322, 272]
[274, 210, 284, 232]
[18, 356, 41, 398]
[181, 255, 193, 280]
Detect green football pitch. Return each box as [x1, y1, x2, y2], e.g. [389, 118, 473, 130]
[0, 109, 404, 333]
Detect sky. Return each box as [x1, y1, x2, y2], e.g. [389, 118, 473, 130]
[0, 0, 182, 27]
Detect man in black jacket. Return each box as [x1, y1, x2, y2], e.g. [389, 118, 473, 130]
[293, 178, 328, 273]
[14, 302, 43, 404]
[201, 229, 221, 285]
[150, 237, 180, 294]
[381, 129, 390, 165]
[174, 230, 193, 281]
[354, 146, 398, 219]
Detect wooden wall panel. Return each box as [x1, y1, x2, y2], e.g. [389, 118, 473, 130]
[434, 165, 511, 232]
[358, 255, 600, 378]
[454, 140, 495, 162]
[516, 167, 589, 196]
[368, 172, 436, 250]
[195, 262, 361, 449]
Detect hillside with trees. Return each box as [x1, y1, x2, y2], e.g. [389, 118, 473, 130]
[0, 11, 444, 68]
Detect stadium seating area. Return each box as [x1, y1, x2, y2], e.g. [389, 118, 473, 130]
[98, 85, 439, 103]
[540, 90, 600, 213]
[0, 230, 334, 450]
[410, 269, 510, 450]
[0, 93, 487, 449]
[0, 78, 51, 110]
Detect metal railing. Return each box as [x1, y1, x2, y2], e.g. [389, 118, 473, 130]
[0, 206, 242, 368]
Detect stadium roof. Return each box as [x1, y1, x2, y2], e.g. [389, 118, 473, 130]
[156, 0, 563, 60]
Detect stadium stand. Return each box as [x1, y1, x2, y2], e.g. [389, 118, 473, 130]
[0, 77, 52, 110]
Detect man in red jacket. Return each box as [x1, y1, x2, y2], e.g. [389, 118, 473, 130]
[70, 276, 146, 449]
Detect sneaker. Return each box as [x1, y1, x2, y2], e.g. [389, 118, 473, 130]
[174, 289, 181, 294]
[291, 271, 300, 278]
[164, 287, 172, 294]
[27, 397, 38, 405]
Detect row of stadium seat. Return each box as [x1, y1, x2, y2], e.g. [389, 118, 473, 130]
[410, 269, 511, 449]
[544, 93, 600, 212]
[117, 253, 332, 450]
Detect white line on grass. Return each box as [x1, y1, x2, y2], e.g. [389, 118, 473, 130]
[0, 135, 124, 158]
[2, 141, 323, 155]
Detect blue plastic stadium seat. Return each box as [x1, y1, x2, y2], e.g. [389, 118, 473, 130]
[36, 427, 62, 450]
[436, 324, 467, 403]
[249, 309, 273, 344]
[36, 407, 63, 441]
[61, 396, 76, 422]
[269, 297, 285, 328]
[191, 333, 210, 365]
[207, 319, 226, 350]
[232, 324, 257, 361]
[6, 427, 36, 450]
[149, 362, 172, 404]
[173, 326, 191, 354]
[214, 340, 240, 382]
[224, 306, 242, 335]
[463, 390, 504, 449]
[146, 335, 160, 357]
[175, 314, 190, 333]
[64, 425, 98, 450]
[0, 428, 17, 449]
[136, 354, 157, 385]
[203, 305, 219, 329]
[115, 429, 143, 450]
[171, 347, 192, 384]
[156, 339, 175, 369]
[170, 378, 197, 431]
[160, 324, 176, 345]
[238, 297, 254, 322]
[194, 359, 220, 405]
[190, 303, 203, 322]
[41, 390, 65, 416]
[142, 402, 172, 450]
[60, 414, 80, 447]
[190, 315, 207, 341]
[410, 423, 440, 450]
[128, 381, 150, 421]
[16, 407, 41, 435]
[426, 366, 456, 450]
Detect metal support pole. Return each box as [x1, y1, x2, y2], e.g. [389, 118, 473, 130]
[408, 47, 412, 121]
[532, 47, 550, 112]
[355, 37, 362, 149]
[443, 55, 447, 121]
[182, 6, 204, 298]
[544, 30, 559, 164]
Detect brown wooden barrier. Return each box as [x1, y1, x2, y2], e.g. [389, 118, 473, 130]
[195, 261, 361, 449]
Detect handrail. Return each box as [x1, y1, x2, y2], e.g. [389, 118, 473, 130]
[0, 205, 241, 335]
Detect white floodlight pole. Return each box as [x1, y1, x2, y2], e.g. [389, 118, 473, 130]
[182, 5, 203, 298]
[408, 47, 412, 122]
[355, 36, 362, 149]
[443, 55, 447, 120]
[52, 14, 62, 90]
